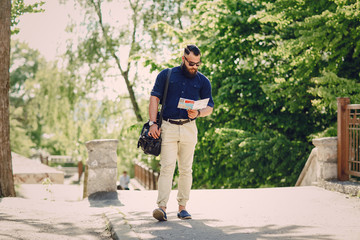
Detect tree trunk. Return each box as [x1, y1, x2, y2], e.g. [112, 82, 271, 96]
[0, 0, 16, 197]
[113, 56, 143, 122]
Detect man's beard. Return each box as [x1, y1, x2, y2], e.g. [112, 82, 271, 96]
[181, 63, 197, 78]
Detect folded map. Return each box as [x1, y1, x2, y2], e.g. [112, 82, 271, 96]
[177, 98, 209, 110]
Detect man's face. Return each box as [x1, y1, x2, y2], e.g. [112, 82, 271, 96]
[182, 52, 201, 78]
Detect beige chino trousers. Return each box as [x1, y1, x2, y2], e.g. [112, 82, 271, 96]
[157, 120, 198, 208]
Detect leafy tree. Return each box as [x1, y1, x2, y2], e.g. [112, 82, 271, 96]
[9, 40, 43, 156]
[258, 0, 360, 138]
[10, 39, 146, 178]
[11, 0, 44, 34]
[183, 0, 360, 188]
[64, 0, 189, 121]
[9, 39, 84, 157]
[62, 0, 191, 174]
[9, 41, 134, 167]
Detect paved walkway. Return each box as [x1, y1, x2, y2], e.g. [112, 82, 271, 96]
[1, 185, 360, 240]
[108, 187, 360, 240]
[0, 197, 113, 240]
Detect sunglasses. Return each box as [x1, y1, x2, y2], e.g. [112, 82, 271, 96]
[184, 56, 202, 67]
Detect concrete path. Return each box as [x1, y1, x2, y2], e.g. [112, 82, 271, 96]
[108, 187, 360, 240]
[0, 197, 113, 240]
[1, 185, 360, 240]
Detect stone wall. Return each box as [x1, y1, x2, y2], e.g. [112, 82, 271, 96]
[296, 137, 337, 186]
[296, 137, 360, 197]
[12, 152, 64, 184]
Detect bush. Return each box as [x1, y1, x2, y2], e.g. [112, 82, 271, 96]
[193, 127, 312, 189]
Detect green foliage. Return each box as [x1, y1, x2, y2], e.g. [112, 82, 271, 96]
[10, 41, 43, 96]
[9, 1, 188, 179]
[194, 127, 310, 188]
[10, 40, 120, 160]
[9, 41, 151, 180]
[11, 0, 44, 34]
[10, 110, 34, 157]
[10, 0, 360, 189]
[9, 41, 43, 156]
[184, 0, 360, 188]
[310, 72, 360, 112]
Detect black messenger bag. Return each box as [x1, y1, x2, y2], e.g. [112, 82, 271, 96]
[137, 68, 172, 156]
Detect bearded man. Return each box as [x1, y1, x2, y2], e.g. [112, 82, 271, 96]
[148, 44, 214, 221]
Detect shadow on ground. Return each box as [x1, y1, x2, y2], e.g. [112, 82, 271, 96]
[88, 191, 124, 208]
[109, 210, 334, 240]
[0, 199, 112, 240]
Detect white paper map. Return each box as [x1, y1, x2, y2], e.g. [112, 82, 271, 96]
[177, 98, 209, 110]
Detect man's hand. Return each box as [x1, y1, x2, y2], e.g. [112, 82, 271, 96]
[148, 124, 161, 139]
[187, 109, 200, 119]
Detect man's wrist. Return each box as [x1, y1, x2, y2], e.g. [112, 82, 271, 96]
[149, 121, 157, 126]
[197, 110, 201, 118]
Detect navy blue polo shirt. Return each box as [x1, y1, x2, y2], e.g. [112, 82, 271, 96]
[151, 66, 214, 120]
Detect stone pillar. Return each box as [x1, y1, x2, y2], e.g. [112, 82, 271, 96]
[85, 139, 118, 197]
[312, 137, 338, 181]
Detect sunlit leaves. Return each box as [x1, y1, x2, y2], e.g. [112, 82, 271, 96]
[193, 127, 310, 188]
[11, 0, 44, 34]
[187, 0, 360, 188]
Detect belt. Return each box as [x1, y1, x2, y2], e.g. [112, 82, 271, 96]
[164, 118, 195, 125]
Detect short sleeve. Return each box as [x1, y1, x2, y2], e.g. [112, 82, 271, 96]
[200, 76, 215, 108]
[150, 69, 169, 101]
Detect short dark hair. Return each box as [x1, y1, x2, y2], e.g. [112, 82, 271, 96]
[184, 44, 201, 56]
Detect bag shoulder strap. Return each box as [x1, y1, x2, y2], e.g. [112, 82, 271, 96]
[158, 68, 172, 127]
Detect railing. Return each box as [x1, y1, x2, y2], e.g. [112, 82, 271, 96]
[40, 155, 76, 165]
[337, 97, 360, 180]
[49, 155, 74, 164]
[134, 161, 159, 190]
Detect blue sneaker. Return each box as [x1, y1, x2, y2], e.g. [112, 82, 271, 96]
[177, 210, 192, 220]
[153, 208, 167, 221]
